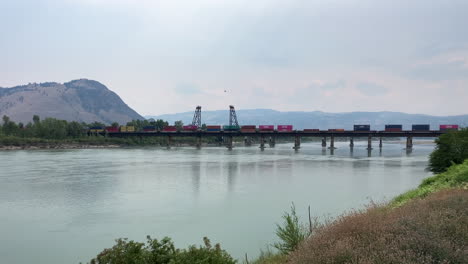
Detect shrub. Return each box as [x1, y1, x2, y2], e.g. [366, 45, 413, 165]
[429, 128, 468, 173]
[287, 189, 468, 264]
[273, 204, 309, 254]
[171, 237, 236, 264]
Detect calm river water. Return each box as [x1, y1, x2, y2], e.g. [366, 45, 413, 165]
[0, 140, 434, 263]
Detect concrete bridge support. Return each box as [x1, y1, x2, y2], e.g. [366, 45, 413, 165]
[406, 136, 413, 150]
[244, 137, 252, 146]
[196, 135, 202, 148]
[259, 135, 265, 149]
[349, 138, 354, 148]
[226, 136, 234, 150]
[293, 135, 301, 150]
[269, 136, 276, 147]
[367, 136, 373, 150]
[379, 137, 383, 149]
[322, 137, 327, 148]
[166, 135, 172, 149]
[329, 136, 336, 149]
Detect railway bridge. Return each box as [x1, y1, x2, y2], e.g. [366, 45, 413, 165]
[106, 130, 443, 151]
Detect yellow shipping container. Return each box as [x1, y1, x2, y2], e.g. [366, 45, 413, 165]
[126, 126, 135, 132]
[120, 126, 128, 132]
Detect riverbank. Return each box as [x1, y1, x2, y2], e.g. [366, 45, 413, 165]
[251, 160, 468, 264]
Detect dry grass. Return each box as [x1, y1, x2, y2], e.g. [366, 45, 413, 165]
[287, 189, 468, 264]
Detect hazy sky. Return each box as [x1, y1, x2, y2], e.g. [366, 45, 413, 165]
[1, 0, 468, 116]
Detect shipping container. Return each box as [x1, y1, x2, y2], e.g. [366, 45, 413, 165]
[259, 125, 274, 131]
[162, 125, 178, 132]
[206, 125, 221, 132]
[385, 124, 403, 132]
[142, 126, 157, 132]
[328, 129, 345, 132]
[105, 126, 119, 133]
[277, 125, 293, 132]
[412, 124, 430, 131]
[303, 129, 320, 132]
[89, 126, 104, 133]
[440, 125, 459, 131]
[241, 125, 256, 129]
[223, 125, 240, 131]
[353, 125, 371, 131]
[182, 125, 198, 131]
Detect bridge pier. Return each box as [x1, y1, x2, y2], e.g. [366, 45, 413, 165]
[379, 137, 383, 149]
[244, 136, 252, 146]
[166, 135, 172, 149]
[367, 135, 373, 150]
[269, 136, 276, 147]
[406, 136, 413, 150]
[259, 135, 265, 150]
[226, 136, 233, 150]
[349, 137, 354, 148]
[322, 137, 327, 148]
[329, 136, 336, 149]
[293, 135, 301, 150]
[196, 135, 202, 148]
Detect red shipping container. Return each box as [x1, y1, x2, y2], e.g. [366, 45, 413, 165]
[440, 125, 459, 131]
[329, 129, 345, 132]
[183, 125, 198, 131]
[241, 125, 256, 129]
[206, 125, 221, 129]
[162, 126, 178, 132]
[105, 126, 119, 132]
[259, 125, 274, 131]
[277, 125, 293, 131]
[240, 129, 256, 133]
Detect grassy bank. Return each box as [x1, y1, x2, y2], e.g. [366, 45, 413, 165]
[251, 160, 468, 264]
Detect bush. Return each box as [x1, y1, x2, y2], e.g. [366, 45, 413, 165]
[88, 236, 235, 264]
[288, 189, 468, 264]
[273, 204, 309, 254]
[429, 129, 468, 173]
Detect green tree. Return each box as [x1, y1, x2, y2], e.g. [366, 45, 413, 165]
[171, 237, 236, 264]
[273, 203, 309, 254]
[174, 120, 184, 130]
[111, 122, 119, 127]
[429, 129, 468, 173]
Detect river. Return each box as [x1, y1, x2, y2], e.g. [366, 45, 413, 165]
[0, 140, 434, 263]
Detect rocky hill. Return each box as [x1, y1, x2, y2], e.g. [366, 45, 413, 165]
[0, 79, 144, 124]
[147, 109, 468, 130]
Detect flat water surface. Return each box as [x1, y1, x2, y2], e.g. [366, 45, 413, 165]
[0, 140, 434, 263]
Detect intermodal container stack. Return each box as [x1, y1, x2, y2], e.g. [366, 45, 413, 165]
[277, 125, 293, 132]
[385, 124, 403, 132]
[162, 125, 177, 132]
[354, 125, 370, 131]
[328, 129, 345, 132]
[303, 129, 320, 132]
[142, 126, 157, 132]
[259, 125, 274, 132]
[440, 125, 459, 131]
[240, 125, 256, 133]
[120, 126, 135, 132]
[182, 125, 198, 131]
[206, 125, 221, 132]
[89, 126, 104, 133]
[412, 124, 430, 131]
[223, 125, 240, 131]
[105, 126, 119, 133]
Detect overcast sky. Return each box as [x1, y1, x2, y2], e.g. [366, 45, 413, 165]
[1, 0, 468, 116]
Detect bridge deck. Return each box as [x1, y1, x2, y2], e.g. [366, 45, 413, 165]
[106, 131, 444, 137]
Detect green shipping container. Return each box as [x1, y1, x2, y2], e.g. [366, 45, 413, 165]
[223, 125, 240, 131]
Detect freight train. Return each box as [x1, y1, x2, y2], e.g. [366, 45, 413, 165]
[88, 124, 460, 134]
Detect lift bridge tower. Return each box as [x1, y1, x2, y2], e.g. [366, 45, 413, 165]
[229, 105, 239, 127]
[192, 106, 201, 127]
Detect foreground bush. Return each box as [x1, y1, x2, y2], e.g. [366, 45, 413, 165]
[88, 236, 235, 264]
[429, 128, 468, 173]
[287, 189, 468, 264]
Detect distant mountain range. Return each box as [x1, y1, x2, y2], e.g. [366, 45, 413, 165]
[147, 109, 468, 130]
[0, 79, 144, 124]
